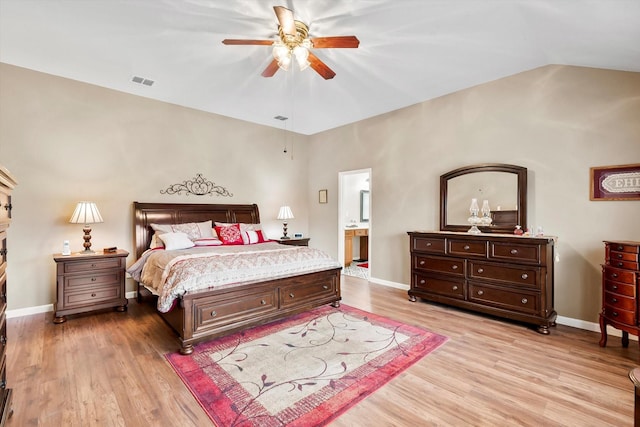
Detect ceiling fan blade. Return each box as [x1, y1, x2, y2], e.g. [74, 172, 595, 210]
[308, 52, 336, 80]
[310, 36, 360, 49]
[222, 39, 274, 46]
[273, 6, 296, 36]
[261, 59, 280, 78]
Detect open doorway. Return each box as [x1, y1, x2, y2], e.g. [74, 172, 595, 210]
[339, 169, 371, 279]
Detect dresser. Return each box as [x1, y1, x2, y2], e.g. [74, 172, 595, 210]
[599, 240, 640, 348]
[53, 249, 129, 323]
[0, 166, 16, 425]
[408, 231, 556, 333]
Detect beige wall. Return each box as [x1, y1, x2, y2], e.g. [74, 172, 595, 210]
[308, 65, 640, 323]
[0, 63, 309, 310]
[1, 62, 639, 326]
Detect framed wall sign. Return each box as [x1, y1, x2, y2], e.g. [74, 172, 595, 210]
[319, 189, 328, 204]
[590, 163, 640, 201]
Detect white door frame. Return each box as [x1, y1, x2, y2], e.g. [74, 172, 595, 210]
[338, 168, 372, 269]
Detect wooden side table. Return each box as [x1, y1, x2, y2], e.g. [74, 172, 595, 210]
[53, 249, 128, 323]
[272, 237, 310, 247]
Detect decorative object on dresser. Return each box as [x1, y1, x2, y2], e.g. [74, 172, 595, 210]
[273, 237, 310, 246]
[408, 232, 556, 334]
[276, 205, 294, 239]
[440, 163, 527, 234]
[0, 165, 16, 425]
[132, 202, 341, 355]
[69, 201, 104, 253]
[53, 249, 129, 324]
[599, 240, 640, 348]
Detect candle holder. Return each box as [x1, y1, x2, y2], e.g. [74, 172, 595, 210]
[467, 198, 482, 234]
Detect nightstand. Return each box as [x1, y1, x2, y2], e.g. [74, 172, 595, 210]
[53, 249, 129, 323]
[273, 237, 310, 247]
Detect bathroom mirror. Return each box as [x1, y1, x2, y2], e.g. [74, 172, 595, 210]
[360, 190, 370, 222]
[440, 163, 527, 233]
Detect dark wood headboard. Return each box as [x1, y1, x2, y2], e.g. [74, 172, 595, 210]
[133, 202, 260, 259]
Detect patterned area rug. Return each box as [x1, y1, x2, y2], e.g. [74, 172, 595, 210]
[342, 264, 369, 279]
[166, 304, 447, 427]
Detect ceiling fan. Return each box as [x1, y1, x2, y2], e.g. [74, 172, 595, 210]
[222, 6, 359, 80]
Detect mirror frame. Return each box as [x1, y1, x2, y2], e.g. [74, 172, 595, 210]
[439, 163, 527, 234]
[360, 190, 370, 222]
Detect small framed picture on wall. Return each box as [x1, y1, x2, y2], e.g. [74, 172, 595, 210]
[590, 163, 640, 201]
[319, 189, 328, 204]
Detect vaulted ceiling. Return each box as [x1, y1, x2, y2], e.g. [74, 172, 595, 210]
[1, 0, 639, 135]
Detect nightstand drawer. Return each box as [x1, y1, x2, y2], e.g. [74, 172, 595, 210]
[65, 271, 121, 289]
[64, 285, 122, 308]
[64, 258, 122, 273]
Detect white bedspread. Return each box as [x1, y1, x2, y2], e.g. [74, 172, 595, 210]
[127, 242, 341, 312]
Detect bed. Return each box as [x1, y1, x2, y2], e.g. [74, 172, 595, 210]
[131, 202, 342, 355]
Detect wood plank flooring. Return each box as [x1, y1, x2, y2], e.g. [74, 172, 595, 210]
[6, 275, 638, 426]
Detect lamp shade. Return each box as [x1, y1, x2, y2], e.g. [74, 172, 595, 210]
[277, 206, 294, 220]
[69, 201, 104, 225]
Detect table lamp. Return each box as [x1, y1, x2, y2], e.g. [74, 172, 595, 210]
[69, 201, 103, 253]
[277, 206, 294, 239]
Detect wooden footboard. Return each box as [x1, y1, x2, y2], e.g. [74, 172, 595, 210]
[133, 202, 342, 354]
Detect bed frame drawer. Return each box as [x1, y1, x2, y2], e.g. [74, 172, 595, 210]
[280, 276, 338, 309]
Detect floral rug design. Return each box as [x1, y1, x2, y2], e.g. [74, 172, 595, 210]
[166, 304, 447, 426]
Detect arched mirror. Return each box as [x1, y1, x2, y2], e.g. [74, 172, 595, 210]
[440, 163, 527, 234]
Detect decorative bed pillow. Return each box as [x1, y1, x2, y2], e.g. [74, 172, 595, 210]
[158, 232, 196, 250]
[214, 224, 244, 245]
[242, 230, 266, 245]
[215, 221, 263, 234]
[149, 233, 165, 249]
[151, 220, 216, 242]
[193, 238, 223, 247]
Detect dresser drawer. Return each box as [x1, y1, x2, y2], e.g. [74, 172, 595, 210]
[414, 255, 464, 276]
[64, 257, 122, 273]
[603, 306, 636, 326]
[469, 261, 539, 289]
[468, 282, 539, 315]
[603, 266, 637, 285]
[609, 250, 640, 263]
[0, 316, 6, 361]
[604, 291, 636, 312]
[412, 237, 445, 254]
[65, 271, 121, 290]
[607, 260, 640, 271]
[280, 277, 337, 308]
[0, 273, 5, 317]
[448, 239, 487, 257]
[607, 242, 640, 254]
[193, 289, 278, 333]
[489, 242, 541, 264]
[413, 273, 464, 299]
[0, 191, 10, 223]
[63, 284, 122, 308]
[604, 280, 636, 298]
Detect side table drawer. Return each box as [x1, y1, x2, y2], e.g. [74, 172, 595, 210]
[604, 305, 636, 326]
[64, 285, 122, 308]
[65, 271, 120, 290]
[64, 258, 122, 273]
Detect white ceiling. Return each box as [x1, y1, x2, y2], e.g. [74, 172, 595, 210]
[1, 0, 639, 135]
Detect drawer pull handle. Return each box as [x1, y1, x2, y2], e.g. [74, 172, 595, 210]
[477, 268, 484, 273]
[612, 285, 618, 290]
[289, 293, 295, 298]
[0, 249, 6, 256]
[617, 246, 623, 250]
[323, 285, 329, 290]
[91, 263, 97, 268]
[612, 273, 618, 278]
[419, 260, 425, 265]
[463, 245, 470, 250]
[617, 254, 623, 259]
[0, 335, 5, 346]
[618, 262, 624, 267]
[612, 311, 619, 317]
[3, 203, 11, 212]
[260, 300, 266, 305]
[452, 285, 458, 291]
[426, 242, 432, 247]
[91, 293, 96, 297]
[420, 279, 426, 285]
[451, 265, 458, 270]
[510, 249, 518, 255]
[91, 277, 97, 281]
[521, 273, 528, 280]
[477, 290, 484, 296]
[0, 380, 5, 389]
[612, 298, 618, 303]
[211, 310, 217, 317]
[521, 298, 528, 304]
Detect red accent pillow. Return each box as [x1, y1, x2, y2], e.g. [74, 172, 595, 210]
[214, 224, 244, 245]
[242, 229, 266, 244]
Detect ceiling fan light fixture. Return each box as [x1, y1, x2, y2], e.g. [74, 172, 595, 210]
[293, 45, 310, 71]
[277, 55, 291, 71]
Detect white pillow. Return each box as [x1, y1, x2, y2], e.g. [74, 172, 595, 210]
[193, 238, 223, 247]
[158, 232, 195, 250]
[151, 220, 216, 242]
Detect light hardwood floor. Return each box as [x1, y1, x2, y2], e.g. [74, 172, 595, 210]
[6, 275, 638, 426]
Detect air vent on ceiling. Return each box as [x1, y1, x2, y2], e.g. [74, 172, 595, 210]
[132, 76, 154, 86]
[274, 115, 288, 121]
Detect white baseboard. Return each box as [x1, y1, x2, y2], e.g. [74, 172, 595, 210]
[6, 291, 139, 319]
